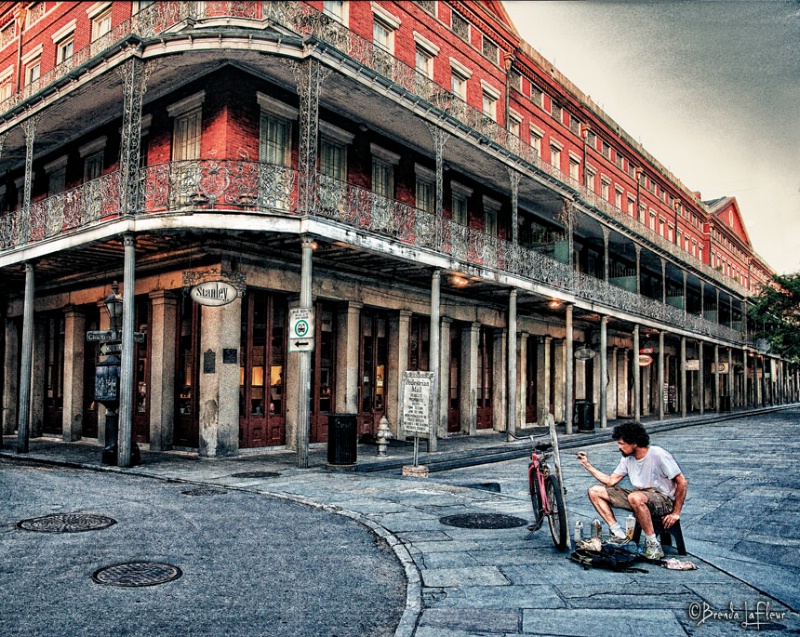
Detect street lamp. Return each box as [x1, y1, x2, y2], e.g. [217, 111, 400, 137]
[104, 281, 123, 334]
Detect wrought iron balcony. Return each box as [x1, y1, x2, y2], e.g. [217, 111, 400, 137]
[0, 158, 744, 344]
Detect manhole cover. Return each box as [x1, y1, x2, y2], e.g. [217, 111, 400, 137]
[180, 487, 227, 496]
[230, 471, 281, 479]
[439, 513, 528, 529]
[18, 513, 116, 533]
[92, 562, 182, 587]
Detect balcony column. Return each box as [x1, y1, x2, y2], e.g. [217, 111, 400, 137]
[698, 341, 705, 415]
[617, 348, 629, 417]
[700, 281, 706, 318]
[426, 125, 450, 250]
[428, 270, 441, 451]
[62, 306, 86, 442]
[680, 336, 687, 418]
[658, 331, 665, 420]
[601, 226, 610, 282]
[715, 288, 721, 326]
[295, 236, 314, 468]
[291, 59, 326, 215]
[553, 339, 565, 424]
[634, 245, 641, 294]
[117, 234, 137, 467]
[536, 336, 551, 425]
[599, 315, 608, 429]
[661, 259, 667, 304]
[438, 318, 452, 437]
[2, 318, 19, 441]
[493, 329, 506, 433]
[506, 290, 517, 440]
[508, 169, 521, 245]
[21, 116, 38, 242]
[633, 324, 640, 421]
[16, 263, 35, 453]
[118, 57, 150, 215]
[565, 304, 574, 434]
[682, 271, 688, 315]
[713, 345, 720, 412]
[564, 201, 575, 272]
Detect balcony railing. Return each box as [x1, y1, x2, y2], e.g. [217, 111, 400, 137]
[0, 159, 743, 343]
[0, 0, 745, 300]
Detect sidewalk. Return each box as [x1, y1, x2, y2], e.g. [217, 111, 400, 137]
[3, 404, 799, 637]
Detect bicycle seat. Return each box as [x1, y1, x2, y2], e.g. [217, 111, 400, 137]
[534, 441, 552, 452]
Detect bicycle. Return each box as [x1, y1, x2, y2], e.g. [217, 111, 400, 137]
[510, 433, 568, 551]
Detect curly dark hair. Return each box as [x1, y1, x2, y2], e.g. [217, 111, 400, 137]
[612, 421, 650, 447]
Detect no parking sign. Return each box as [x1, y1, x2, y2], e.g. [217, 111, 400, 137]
[289, 307, 315, 352]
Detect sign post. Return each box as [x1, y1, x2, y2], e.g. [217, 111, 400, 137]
[400, 370, 434, 477]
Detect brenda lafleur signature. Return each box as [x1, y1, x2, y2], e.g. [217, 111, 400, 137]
[687, 600, 787, 630]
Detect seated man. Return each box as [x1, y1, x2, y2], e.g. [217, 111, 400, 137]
[577, 421, 687, 559]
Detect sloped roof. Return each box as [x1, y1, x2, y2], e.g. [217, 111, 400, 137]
[705, 196, 752, 248]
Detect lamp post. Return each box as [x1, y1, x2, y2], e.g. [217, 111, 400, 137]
[94, 282, 139, 466]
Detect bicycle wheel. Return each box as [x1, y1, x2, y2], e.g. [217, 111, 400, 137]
[544, 474, 568, 551]
[528, 466, 544, 530]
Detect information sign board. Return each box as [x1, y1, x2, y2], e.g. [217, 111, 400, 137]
[289, 307, 315, 352]
[400, 371, 435, 438]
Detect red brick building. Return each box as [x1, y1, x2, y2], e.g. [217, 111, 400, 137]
[0, 1, 794, 463]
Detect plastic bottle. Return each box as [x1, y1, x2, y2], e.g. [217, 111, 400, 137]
[573, 520, 584, 544]
[625, 514, 636, 539]
[591, 518, 602, 540]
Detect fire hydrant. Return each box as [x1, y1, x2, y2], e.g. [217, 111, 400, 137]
[376, 415, 392, 457]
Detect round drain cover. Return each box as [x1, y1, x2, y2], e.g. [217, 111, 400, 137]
[92, 562, 182, 587]
[439, 513, 528, 529]
[180, 487, 227, 496]
[18, 513, 116, 533]
[230, 471, 281, 479]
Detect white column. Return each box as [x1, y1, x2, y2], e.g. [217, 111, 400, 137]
[460, 323, 479, 435]
[62, 306, 86, 442]
[149, 290, 178, 451]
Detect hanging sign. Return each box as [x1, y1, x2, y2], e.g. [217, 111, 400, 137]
[685, 359, 700, 371]
[638, 354, 653, 367]
[191, 281, 238, 307]
[289, 307, 315, 352]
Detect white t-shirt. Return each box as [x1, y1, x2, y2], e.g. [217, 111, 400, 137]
[612, 445, 682, 499]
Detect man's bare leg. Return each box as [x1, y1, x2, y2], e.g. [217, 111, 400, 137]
[587, 485, 619, 527]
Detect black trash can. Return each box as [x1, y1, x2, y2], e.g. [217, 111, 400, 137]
[575, 400, 595, 432]
[327, 413, 358, 465]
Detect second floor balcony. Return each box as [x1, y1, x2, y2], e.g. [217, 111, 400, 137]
[0, 158, 747, 346]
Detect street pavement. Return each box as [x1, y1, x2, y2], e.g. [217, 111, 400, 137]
[2, 405, 799, 636]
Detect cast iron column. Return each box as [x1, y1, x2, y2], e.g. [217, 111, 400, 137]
[16, 262, 34, 453]
[658, 331, 665, 420]
[565, 304, 573, 434]
[633, 324, 641, 421]
[117, 234, 136, 467]
[506, 289, 517, 440]
[680, 336, 687, 418]
[428, 269, 440, 451]
[599, 315, 608, 428]
[296, 236, 314, 468]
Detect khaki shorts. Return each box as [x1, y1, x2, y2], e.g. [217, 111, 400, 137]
[605, 486, 674, 518]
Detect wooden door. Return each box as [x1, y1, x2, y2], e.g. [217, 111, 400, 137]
[42, 314, 65, 436]
[358, 309, 388, 436]
[447, 327, 461, 432]
[174, 294, 200, 448]
[239, 291, 286, 448]
[310, 302, 336, 442]
[132, 295, 151, 444]
[476, 327, 493, 429]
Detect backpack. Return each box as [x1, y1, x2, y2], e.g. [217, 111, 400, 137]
[570, 543, 649, 573]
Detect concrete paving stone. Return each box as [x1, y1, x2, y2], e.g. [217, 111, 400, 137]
[368, 512, 443, 531]
[500, 562, 638, 586]
[413, 626, 501, 637]
[744, 533, 800, 547]
[420, 551, 481, 569]
[554, 584, 699, 609]
[412, 539, 484, 554]
[469, 548, 552, 567]
[417, 608, 520, 633]
[520, 608, 687, 637]
[427, 584, 566, 610]
[396, 529, 453, 543]
[734, 539, 800, 568]
[421, 566, 510, 588]
[323, 499, 407, 514]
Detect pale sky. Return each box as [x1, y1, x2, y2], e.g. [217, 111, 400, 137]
[502, 0, 800, 275]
